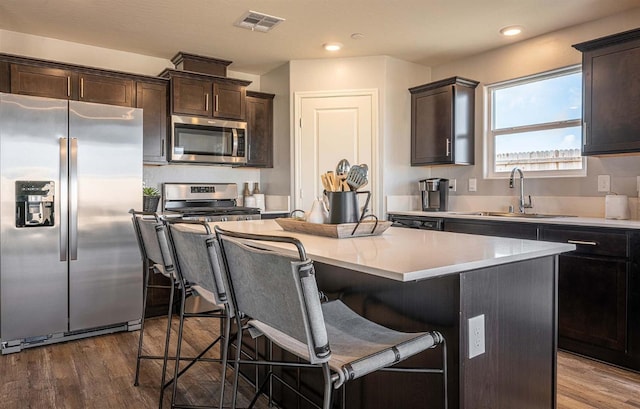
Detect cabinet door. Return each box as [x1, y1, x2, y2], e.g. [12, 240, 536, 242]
[10, 64, 76, 99]
[172, 77, 212, 117]
[213, 82, 245, 120]
[558, 254, 627, 352]
[79, 73, 134, 107]
[137, 81, 168, 164]
[411, 86, 452, 165]
[245, 94, 273, 167]
[583, 38, 640, 154]
[0, 61, 9, 93]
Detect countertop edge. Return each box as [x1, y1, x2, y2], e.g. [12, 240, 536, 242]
[387, 210, 640, 230]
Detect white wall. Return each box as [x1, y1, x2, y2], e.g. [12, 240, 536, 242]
[0, 29, 171, 76]
[286, 56, 431, 214]
[259, 63, 291, 196]
[430, 9, 640, 199]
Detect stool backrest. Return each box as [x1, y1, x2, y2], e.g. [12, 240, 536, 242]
[165, 221, 230, 309]
[130, 210, 174, 272]
[215, 227, 330, 364]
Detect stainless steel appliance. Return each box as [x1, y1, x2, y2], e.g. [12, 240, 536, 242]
[419, 178, 449, 212]
[0, 93, 143, 354]
[170, 115, 247, 165]
[387, 214, 444, 230]
[163, 183, 260, 221]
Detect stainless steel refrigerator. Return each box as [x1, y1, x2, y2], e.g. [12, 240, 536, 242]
[0, 93, 143, 353]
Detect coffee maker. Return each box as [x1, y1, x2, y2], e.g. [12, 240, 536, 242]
[419, 178, 449, 212]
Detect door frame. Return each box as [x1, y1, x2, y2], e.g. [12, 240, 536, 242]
[292, 89, 380, 217]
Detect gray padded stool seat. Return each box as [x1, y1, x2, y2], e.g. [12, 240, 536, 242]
[215, 226, 447, 409]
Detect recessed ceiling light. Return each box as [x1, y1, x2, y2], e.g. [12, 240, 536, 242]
[500, 26, 523, 36]
[323, 42, 343, 51]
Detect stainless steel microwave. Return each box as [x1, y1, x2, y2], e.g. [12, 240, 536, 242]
[170, 115, 247, 165]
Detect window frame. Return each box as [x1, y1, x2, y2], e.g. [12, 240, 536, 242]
[484, 65, 586, 179]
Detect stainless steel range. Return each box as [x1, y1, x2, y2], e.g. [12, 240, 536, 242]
[162, 183, 261, 222]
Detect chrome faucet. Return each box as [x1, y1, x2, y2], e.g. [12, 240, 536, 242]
[509, 167, 533, 213]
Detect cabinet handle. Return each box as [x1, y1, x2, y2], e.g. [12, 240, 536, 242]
[67, 76, 71, 97]
[80, 78, 84, 99]
[161, 139, 164, 154]
[567, 240, 597, 246]
[446, 138, 451, 156]
[215, 94, 219, 112]
[205, 93, 209, 111]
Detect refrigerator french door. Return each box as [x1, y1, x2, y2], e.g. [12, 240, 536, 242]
[0, 93, 143, 350]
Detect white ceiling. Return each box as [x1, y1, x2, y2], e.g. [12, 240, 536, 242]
[1, 0, 639, 75]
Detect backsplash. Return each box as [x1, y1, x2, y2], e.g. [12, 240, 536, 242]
[386, 195, 640, 220]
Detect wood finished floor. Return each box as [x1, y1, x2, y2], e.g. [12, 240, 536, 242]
[1, 316, 639, 409]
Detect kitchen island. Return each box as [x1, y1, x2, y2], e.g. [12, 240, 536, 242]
[213, 220, 575, 409]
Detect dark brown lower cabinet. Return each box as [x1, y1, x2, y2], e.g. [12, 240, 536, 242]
[557, 254, 627, 351]
[389, 212, 640, 371]
[144, 268, 176, 318]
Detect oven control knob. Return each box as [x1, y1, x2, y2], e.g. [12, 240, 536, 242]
[221, 216, 228, 222]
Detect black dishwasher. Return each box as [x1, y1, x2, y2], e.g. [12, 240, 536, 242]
[387, 214, 444, 231]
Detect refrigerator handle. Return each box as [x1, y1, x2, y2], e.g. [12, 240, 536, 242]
[59, 138, 69, 261]
[69, 138, 79, 261]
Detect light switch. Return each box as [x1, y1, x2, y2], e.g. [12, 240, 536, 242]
[597, 175, 610, 192]
[468, 178, 477, 192]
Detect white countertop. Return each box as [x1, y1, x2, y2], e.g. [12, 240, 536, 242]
[387, 210, 640, 230]
[209, 219, 575, 283]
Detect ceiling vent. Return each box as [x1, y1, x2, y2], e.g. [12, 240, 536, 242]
[234, 10, 285, 33]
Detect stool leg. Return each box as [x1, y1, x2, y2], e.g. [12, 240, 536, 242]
[218, 311, 231, 409]
[134, 262, 151, 386]
[170, 284, 188, 409]
[158, 278, 176, 408]
[321, 363, 333, 409]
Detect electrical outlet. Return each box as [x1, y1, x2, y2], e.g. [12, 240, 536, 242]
[449, 179, 457, 192]
[597, 175, 611, 192]
[468, 178, 477, 192]
[468, 314, 485, 359]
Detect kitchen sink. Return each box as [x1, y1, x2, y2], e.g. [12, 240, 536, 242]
[450, 211, 576, 219]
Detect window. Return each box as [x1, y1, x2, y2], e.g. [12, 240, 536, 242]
[485, 66, 585, 178]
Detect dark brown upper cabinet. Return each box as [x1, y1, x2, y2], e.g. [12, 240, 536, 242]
[409, 77, 478, 166]
[214, 82, 246, 120]
[245, 91, 274, 168]
[171, 76, 211, 117]
[573, 28, 640, 155]
[0, 61, 9, 93]
[162, 69, 250, 121]
[78, 73, 134, 107]
[9, 62, 135, 107]
[10, 64, 78, 100]
[137, 79, 169, 164]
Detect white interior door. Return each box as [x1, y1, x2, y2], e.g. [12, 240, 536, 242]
[294, 90, 378, 215]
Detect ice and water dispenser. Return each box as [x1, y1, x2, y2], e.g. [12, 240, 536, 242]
[419, 178, 449, 212]
[15, 181, 55, 227]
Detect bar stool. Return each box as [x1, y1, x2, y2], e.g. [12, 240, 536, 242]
[129, 210, 179, 391]
[163, 219, 233, 409]
[214, 226, 448, 409]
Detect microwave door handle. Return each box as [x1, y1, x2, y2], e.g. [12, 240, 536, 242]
[231, 128, 239, 156]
